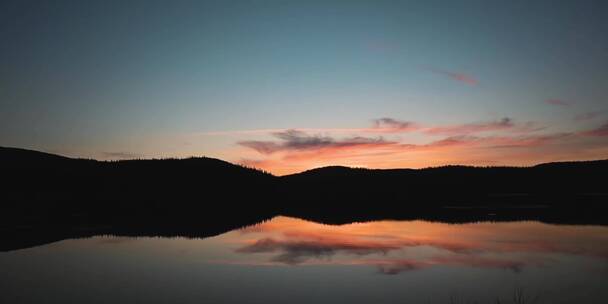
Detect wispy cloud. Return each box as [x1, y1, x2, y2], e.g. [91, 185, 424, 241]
[238, 129, 396, 155]
[375, 256, 525, 275]
[428, 68, 478, 86]
[230, 116, 608, 174]
[475, 133, 574, 148]
[401, 133, 572, 151]
[580, 121, 608, 137]
[424, 117, 514, 135]
[201, 120, 420, 137]
[238, 141, 282, 155]
[574, 111, 604, 121]
[237, 130, 580, 174]
[201, 128, 286, 136]
[202, 117, 540, 138]
[545, 99, 571, 106]
[371, 118, 419, 133]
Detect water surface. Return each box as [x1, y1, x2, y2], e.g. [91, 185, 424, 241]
[1, 217, 607, 303]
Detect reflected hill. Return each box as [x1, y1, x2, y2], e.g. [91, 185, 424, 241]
[1, 146, 607, 251]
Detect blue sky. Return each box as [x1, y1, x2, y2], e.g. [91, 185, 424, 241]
[1, 0, 607, 173]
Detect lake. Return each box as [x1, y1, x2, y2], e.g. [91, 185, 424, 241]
[1, 216, 607, 303]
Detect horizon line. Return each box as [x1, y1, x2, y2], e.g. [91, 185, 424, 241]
[2, 146, 607, 177]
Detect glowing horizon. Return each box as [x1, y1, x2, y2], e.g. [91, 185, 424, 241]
[1, 1, 607, 174]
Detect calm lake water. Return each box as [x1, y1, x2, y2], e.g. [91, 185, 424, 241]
[1, 216, 607, 303]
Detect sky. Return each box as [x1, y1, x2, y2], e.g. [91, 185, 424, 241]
[1, 0, 607, 175]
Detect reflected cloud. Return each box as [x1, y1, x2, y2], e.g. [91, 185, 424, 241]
[375, 259, 427, 274]
[237, 237, 400, 265]
[227, 217, 608, 275]
[374, 256, 525, 275]
[430, 256, 526, 273]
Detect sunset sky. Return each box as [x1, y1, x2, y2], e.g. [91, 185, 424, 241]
[1, 0, 607, 174]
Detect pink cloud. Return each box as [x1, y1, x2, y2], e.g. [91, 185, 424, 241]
[428, 68, 478, 85]
[403, 133, 572, 151]
[580, 121, 608, 137]
[236, 128, 581, 174]
[230, 115, 608, 175]
[478, 133, 574, 148]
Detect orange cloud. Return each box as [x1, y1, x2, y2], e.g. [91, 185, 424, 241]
[231, 116, 608, 175]
[237, 132, 585, 175]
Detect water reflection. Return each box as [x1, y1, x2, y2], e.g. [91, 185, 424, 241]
[223, 217, 608, 274]
[1, 217, 607, 304]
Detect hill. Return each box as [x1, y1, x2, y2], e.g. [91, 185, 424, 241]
[280, 161, 608, 223]
[1, 146, 607, 251]
[1, 146, 277, 226]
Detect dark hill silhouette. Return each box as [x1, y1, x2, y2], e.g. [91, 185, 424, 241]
[2, 146, 276, 212]
[1, 146, 607, 251]
[280, 160, 608, 223]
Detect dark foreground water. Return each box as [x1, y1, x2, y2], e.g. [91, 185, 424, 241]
[1, 216, 607, 304]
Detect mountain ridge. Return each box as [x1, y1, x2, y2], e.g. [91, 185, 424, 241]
[4, 146, 607, 176]
[2, 146, 607, 221]
[2, 146, 607, 251]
